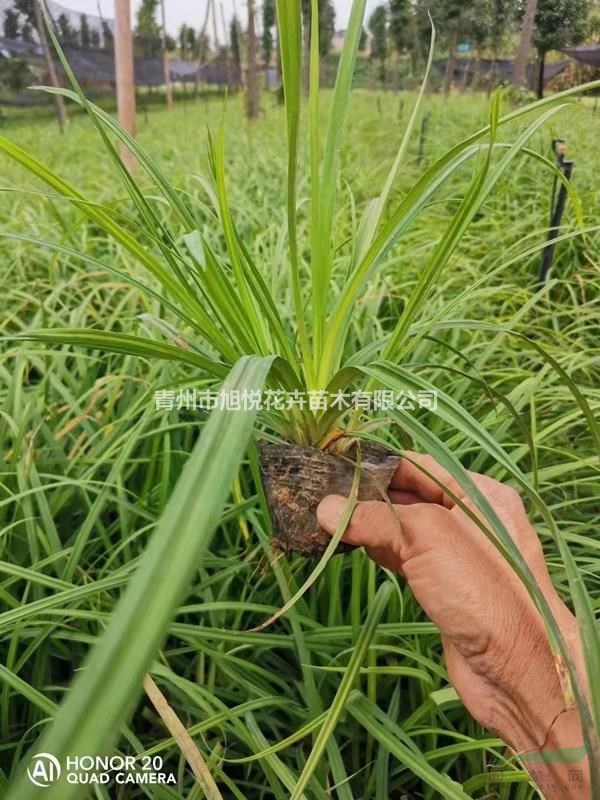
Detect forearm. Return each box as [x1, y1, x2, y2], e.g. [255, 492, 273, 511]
[497, 612, 591, 800]
[518, 709, 590, 800]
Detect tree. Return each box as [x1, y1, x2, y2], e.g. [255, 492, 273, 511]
[368, 5, 388, 85]
[489, 0, 516, 56]
[56, 13, 78, 47]
[13, 0, 67, 126]
[588, 0, 600, 38]
[432, 0, 464, 93]
[0, 55, 32, 90]
[456, 0, 514, 90]
[178, 23, 191, 56]
[359, 27, 368, 52]
[178, 23, 188, 55]
[102, 20, 113, 49]
[513, 0, 538, 87]
[389, 0, 414, 54]
[90, 28, 100, 48]
[14, 0, 34, 26]
[389, 0, 416, 84]
[198, 32, 210, 62]
[187, 27, 198, 56]
[300, 0, 336, 89]
[57, 12, 77, 46]
[318, 1, 335, 58]
[246, 0, 260, 119]
[3, 9, 20, 39]
[28, 0, 68, 130]
[262, 0, 276, 66]
[533, 0, 588, 97]
[230, 15, 242, 83]
[80, 14, 91, 48]
[159, 0, 173, 110]
[21, 21, 33, 42]
[179, 25, 198, 57]
[135, 0, 161, 58]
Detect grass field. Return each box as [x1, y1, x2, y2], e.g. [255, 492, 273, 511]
[0, 82, 599, 800]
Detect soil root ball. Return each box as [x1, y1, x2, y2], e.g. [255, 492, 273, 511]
[258, 440, 400, 557]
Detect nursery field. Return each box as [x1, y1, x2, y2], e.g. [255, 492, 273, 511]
[1, 83, 599, 800]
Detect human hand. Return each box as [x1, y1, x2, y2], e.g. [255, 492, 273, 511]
[317, 451, 590, 799]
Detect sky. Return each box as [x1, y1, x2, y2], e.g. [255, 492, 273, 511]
[54, 0, 382, 40]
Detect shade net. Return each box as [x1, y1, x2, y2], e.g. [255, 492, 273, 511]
[435, 58, 570, 88]
[0, 0, 232, 97]
[561, 44, 600, 68]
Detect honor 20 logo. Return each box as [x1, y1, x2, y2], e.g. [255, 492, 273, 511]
[27, 753, 61, 788]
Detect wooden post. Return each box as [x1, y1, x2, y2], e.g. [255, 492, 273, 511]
[114, 0, 137, 170]
[246, 0, 259, 119]
[160, 0, 174, 109]
[33, 0, 67, 133]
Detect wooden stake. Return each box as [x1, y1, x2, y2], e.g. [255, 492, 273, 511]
[33, 0, 67, 133]
[114, 0, 137, 170]
[160, 0, 174, 110]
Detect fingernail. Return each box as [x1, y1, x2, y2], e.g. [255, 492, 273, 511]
[317, 495, 346, 532]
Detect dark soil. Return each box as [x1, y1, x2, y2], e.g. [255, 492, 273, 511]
[258, 440, 400, 557]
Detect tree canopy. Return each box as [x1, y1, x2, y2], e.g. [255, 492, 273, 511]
[532, 0, 588, 54]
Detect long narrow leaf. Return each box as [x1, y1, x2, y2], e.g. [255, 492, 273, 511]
[7, 356, 273, 800]
[290, 581, 392, 799]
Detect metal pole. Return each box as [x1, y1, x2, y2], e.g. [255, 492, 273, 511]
[417, 111, 431, 165]
[114, 0, 137, 170]
[539, 155, 573, 284]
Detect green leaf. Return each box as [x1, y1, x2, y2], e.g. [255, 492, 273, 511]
[14, 329, 229, 379]
[290, 581, 393, 800]
[311, 0, 367, 365]
[6, 356, 273, 800]
[347, 692, 472, 799]
[275, 0, 312, 383]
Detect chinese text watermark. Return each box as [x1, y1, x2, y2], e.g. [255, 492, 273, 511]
[153, 388, 438, 413]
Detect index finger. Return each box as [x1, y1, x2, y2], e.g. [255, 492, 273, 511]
[391, 452, 467, 509]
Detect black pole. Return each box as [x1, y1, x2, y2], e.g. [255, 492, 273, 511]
[537, 51, 545, 100]
[547, 138, 565, 227]
[539, 159, 573, 284]
[417, 111, 431, 165]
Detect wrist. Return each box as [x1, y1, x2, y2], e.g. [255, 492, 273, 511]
[493, 610, 590, 799]
[519, 709, 590, 800]
[491, 603, 566, 752]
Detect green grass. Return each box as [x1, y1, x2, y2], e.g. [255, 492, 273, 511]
[0, 30, 599, 799]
